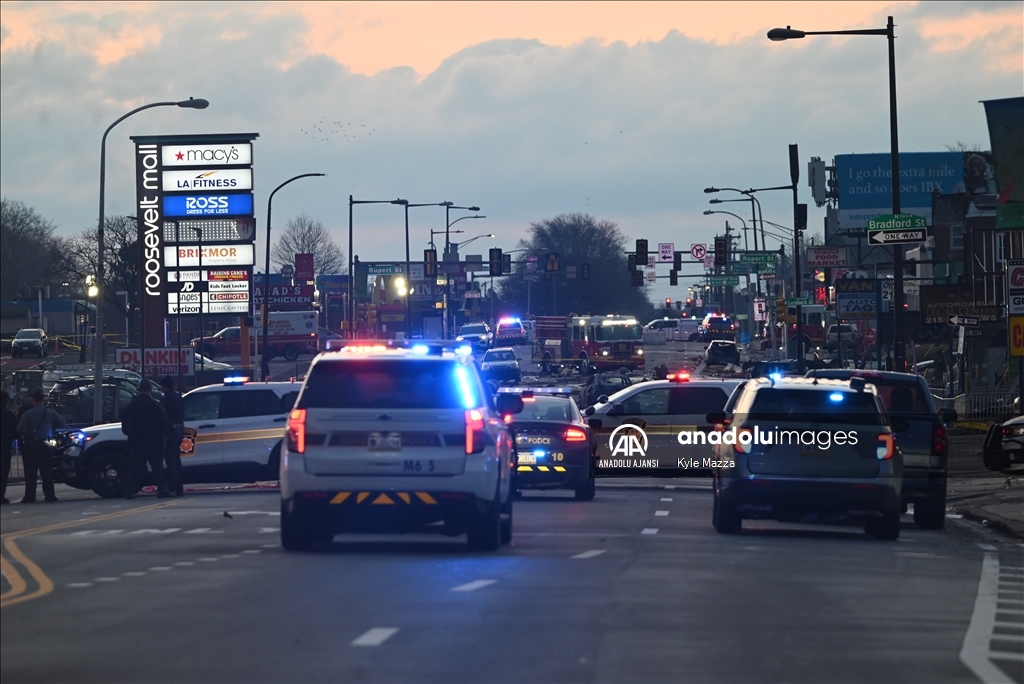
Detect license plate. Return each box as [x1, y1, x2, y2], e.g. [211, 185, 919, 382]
[517, 453, 538, 465]
[368, 433, 402, 451]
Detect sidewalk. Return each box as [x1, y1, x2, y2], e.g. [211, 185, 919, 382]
[947, 474, 1024, 541]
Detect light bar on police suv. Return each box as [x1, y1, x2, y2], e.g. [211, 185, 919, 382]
[497, 387, 574, 396]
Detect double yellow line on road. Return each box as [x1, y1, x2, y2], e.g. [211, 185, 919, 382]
[1, 499, 183, 608]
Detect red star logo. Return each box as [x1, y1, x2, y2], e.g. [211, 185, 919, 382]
[175, 151, 184, 160]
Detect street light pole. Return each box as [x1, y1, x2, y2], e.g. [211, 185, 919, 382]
[347, 197, 408, 338]
[260, 173, 326, 380]
[93, 97, 208, 424]
[768, 16, 904, 370]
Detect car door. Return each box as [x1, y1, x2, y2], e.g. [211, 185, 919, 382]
[595, 387, 674, 467]
[181, 391, 224, 465]
[671, 385, 732, 466]
[219, 389, 289, 467]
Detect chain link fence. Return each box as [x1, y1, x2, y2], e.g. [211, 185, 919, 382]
[934, 388, 1020, 473]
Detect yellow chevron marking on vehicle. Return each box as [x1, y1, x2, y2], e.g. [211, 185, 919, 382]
[554, 466, 567, 472]
[415, 492, 437, 504]
[329, 492, 351, 505]
[517, 466, 533, 472]
[373, 493, 395, 505]
[396, 492, 411, 504]
[537, 466, 550, 472]
[356, 492, 370, 504]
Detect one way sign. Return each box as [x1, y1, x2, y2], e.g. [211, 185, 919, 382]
[947, 315, 980, 327]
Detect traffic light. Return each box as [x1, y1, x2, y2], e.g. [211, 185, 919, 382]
[631, 270, 643, 287]
[489, 248, 503, 276]
[368, 304, 378, 326]
[357, 302, 368, 321]
[628, 254, 637, 271]
[675, 300, 682, 311]
[502, 253, 512, 274]
[636, 239, 648, 264]
[673, 251, 682, 271]
[664, 297, 672, 309]
[581, 263, 590, 280]
[685, 297, 693, 307]
[669, 270, 678, 286]
[795, 203, 808, 232]
[424, 249, 437, 277]
[714, 237, 727, 266]
[546, 253, 559, 271]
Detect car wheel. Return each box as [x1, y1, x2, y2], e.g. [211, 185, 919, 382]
[574, 477, 596, 501]
[467, 488, 501, 551]
[283, 345, 300, 362]
[281, 500, 315, 551]
[500, 490, 513, 545]
[865, 508, 900, 540]
[202, 345, 218, 360]
[712, 488, 741, 534]
[88, 448, 129, 499]
[913, 497, 946, 530]
[265, 443, 282, 480]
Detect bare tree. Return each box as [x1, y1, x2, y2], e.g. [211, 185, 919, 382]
[0, 198, 67, 301]
[270, 214, 345, 276]
[944, 141, 984, 152]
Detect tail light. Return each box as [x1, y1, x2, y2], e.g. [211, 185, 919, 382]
[287, 409, 306, 454]
[931, 423, 947, 458]
[876, 433, 894, 460]
[465, 409, 485, 454]
[565, 427, 587, 442]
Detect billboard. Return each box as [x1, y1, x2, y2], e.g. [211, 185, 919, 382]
[836, 152, 964, 229]
[117, 348, 195, 376]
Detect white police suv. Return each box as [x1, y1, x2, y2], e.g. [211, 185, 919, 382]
[56, 378, 301, 498]
[279, 344, 523, 551]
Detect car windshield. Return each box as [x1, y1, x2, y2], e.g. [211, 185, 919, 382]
[484, 351, 516, 362]
[746, 388, 883, 425]
[298, 359, 479, 410]
[15, 330, 41, 339]
[595, 324, 642, 341]
[512, 396, 578, 422]
[460, 325, 487, 335]
[869, 380, 934, 415]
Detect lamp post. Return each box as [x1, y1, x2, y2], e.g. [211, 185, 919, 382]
[348, 197, 408, 339]
[443, 203, 481, 254]
[768, 16, 904, 370]
[259, 173, 326, 380]
[93, 96, 208, 424]
[404, 202, 451, 338]
[430, 229, 462, 250]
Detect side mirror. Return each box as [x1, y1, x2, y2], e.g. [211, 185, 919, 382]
[596, 395, 609, 404]
[938, 408, 957, 423]
[587, 418, 603, 429]
[495, 394, 524, 416]
[890, 417, 911, 433]
[706, 411, 727, 424]
[607, 403, 625, 416]
[584, 406, 596, 416]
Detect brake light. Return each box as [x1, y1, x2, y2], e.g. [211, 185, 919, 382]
[465, 409, 485, 454]
[287, 409, 306, 454]
[876, 433, 894, 460]
[931, 423, 947, 458]
[565, 427, 587, 442]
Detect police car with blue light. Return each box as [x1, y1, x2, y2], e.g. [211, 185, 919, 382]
[279, 342, 524, 551]
[55, 377, 302, 498]
[500, 387, 594, 500]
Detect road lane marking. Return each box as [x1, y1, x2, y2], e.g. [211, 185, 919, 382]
[66, 583, 92, 588]
[641, 528, 659, 535]
[241, 550, 261, 554]
[95, 577, 120, 582]
[198, 557, 219, 562]
[977, 544, 998, 551]
[174, 562, 195, 566]
[352, 628, 398, 647]
[149, 567, 172, 571]
[660, 498, 673, 502]
[451, 580, 497, 592]
[220, 554, 240, 559]
[261, 544, 279, 548]
[960, 555, 1019, 684]
[572, 550, 606, 559]
[655, 511, 669, 517]
[1, 500, 183, 608]
[123, 572, 146, 577]
[664, 485, 676, 489]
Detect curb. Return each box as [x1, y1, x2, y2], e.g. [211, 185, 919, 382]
[950, 503, 1024, 541]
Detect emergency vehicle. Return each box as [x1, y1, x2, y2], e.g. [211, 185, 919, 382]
[191, 311, 319, 361]
[532, 315, 645, 372]
[784, 304, 827, 351]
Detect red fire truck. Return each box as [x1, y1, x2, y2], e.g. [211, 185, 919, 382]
[784, 304, 827, 351]
[532, 315, 645, 372]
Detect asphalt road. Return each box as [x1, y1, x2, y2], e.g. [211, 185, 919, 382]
[2, 481, 1021, 683]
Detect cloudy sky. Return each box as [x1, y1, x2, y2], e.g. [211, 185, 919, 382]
[1, 1, 1020, 301]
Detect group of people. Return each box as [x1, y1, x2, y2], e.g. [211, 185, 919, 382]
[0, 376, 186, 503]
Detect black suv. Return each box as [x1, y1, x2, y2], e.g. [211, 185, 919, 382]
[806, 370, 956, 529]
[11, 328, 48, 357]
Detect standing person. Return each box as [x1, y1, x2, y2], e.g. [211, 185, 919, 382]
[159, 377, 185, 497]
[121, 382, 170, 499]
[15, 388, 66, 503]
[1, 393, 18, 505]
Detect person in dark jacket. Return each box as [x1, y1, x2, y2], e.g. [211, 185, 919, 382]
[159, 377, 185, 497]
[16, 389, 67, 503]
[121, 382, 170, 499]
[1, 393, 18, 505]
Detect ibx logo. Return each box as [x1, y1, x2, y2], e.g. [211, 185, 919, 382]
[609, 424, 648, 457]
